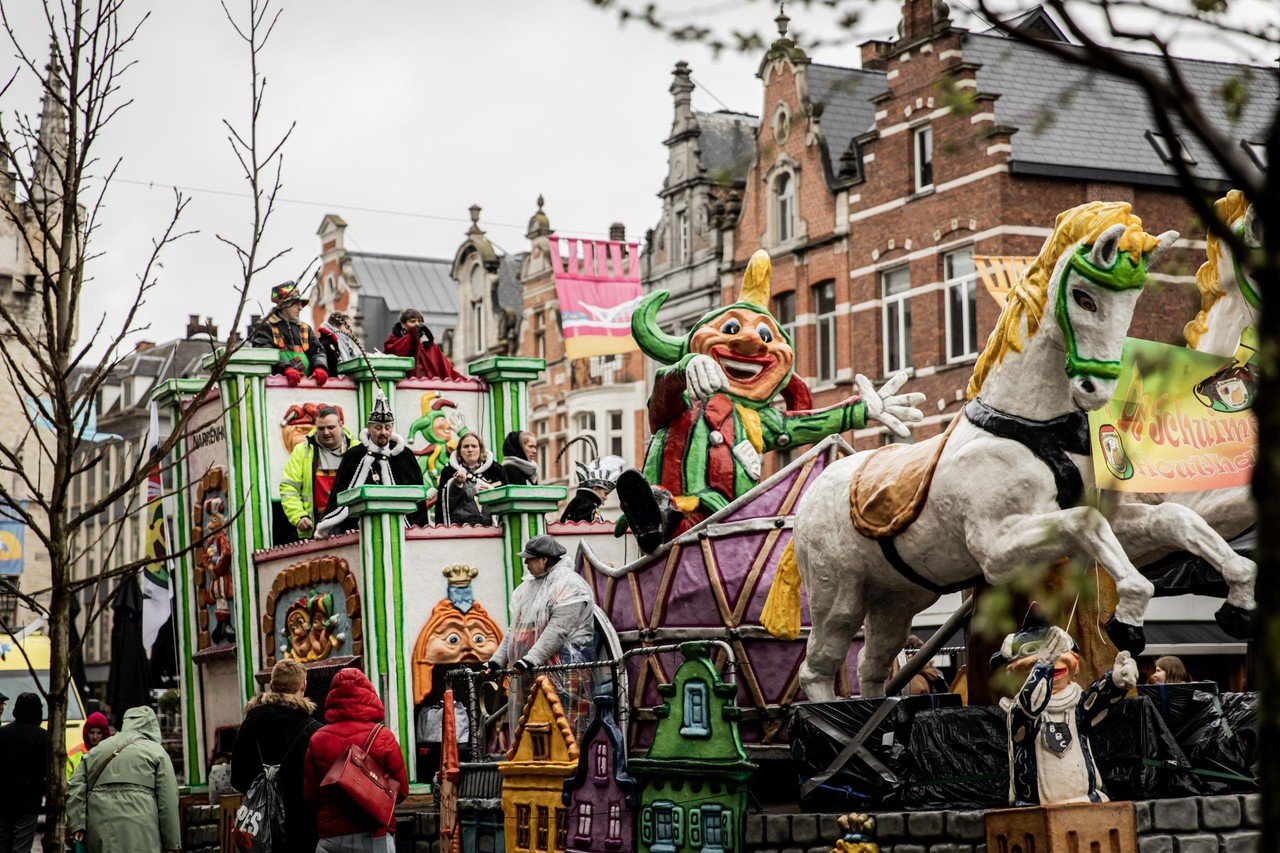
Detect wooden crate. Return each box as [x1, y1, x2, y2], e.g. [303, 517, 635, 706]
[986, 801, 1137, 853]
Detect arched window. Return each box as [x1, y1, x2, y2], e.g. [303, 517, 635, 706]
[469, 264, 486, 354]
[774, 172, 795, 244]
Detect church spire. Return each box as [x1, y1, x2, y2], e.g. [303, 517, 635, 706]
[32, 41, 68, 205]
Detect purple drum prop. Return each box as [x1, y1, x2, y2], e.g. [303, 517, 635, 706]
[577, 436, 862, 748]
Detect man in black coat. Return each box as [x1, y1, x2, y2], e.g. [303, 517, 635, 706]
[0, 693, 50, 851]
[232, 660, 321, 853]
[315, 393, 430, 536]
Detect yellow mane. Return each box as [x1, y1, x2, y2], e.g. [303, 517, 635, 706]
[966, 201, 1161, 398]
[1184, 190, 1252, 349]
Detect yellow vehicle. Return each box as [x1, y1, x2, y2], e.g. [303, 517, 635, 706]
[0, 631, 88, 752]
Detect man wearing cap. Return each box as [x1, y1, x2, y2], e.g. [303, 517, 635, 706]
[314, 394, 429, 537]
[485, 535, 596, 729]
[994, 606, 1138, 806]
[250, 281, 329, 386]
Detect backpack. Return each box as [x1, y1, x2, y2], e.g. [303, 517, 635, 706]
[233, 725, 313, 853]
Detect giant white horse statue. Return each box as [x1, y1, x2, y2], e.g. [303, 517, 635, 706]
[763, 202, 1254, 699]
[1121, 189, 1260, 635]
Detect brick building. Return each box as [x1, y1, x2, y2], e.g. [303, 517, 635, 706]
[648, 2, 1271, 455]
[451, 201, 648, 492]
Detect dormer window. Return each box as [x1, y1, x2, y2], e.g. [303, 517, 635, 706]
[1147, 131, 1196, 166]
[773, 172, 795, 244]
[913, 125, 933, 191]
[1242, 139, 1267, 170]
[528, 724, 550, 760]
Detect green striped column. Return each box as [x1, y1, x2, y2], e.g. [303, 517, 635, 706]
[477, 485, 567, 619]
[340, 355, 413, 425]
[341, 484, 429, 782]
[467, 356, 545, 463]
[203, 348, 280, 706]
[154, 377, 214, 786]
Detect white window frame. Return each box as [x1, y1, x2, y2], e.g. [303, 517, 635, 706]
[576, 803, 593, 838]
[773, 171, 795, 245]
[813, 280, 837, 385]
[1147, 131, 1196, 166]
[607, 410, 624, 458]
[607, 803, 622, 840]
[594, 740, 609, 778]
[944, 248, 980, 363]
[913, 125, 933, 191]
[882, 266, 912, 375]
[471, 300, 485, 355]
[674, 208, 690, 263]
[773, 292, 797, 346]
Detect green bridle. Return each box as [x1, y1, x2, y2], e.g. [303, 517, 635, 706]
[1054, 244, 1149, 381]
[1229, 223, 1262, 312]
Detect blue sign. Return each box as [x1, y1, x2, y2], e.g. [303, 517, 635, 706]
[0, 520, 24, 577]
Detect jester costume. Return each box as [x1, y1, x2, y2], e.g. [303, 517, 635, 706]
[619, 250, 872, 551]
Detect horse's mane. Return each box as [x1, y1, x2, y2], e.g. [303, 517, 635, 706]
[966, 201, 1161, 398]
[1184, 190, 1252, 349]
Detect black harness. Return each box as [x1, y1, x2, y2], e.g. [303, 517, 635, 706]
[878, 399, 1091, 595]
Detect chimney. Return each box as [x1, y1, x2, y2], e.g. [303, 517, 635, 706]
[186, 314, 219, 339]
[247, 314, 262, 339]
[901, 0, 952, 44]
[609, 223, 626, 242]
[134, 340, 156, 352]
[669, 61, 696, 136]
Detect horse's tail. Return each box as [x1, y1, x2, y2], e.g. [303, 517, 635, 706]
[761, 538, 802, 640]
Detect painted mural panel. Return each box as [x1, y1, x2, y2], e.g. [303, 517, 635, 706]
[397, 382, 485, 494]
[261, 556, 363, 668]
[412, 563, 503, 703]
[261, 381, 360, 500]
[193, 466, 234, 650]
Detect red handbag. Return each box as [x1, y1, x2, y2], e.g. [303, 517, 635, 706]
[319, 723, 398, 826]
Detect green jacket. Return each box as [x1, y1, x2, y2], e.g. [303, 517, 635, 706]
[67, 707, 181, 853]
[280, 428, 358, 536]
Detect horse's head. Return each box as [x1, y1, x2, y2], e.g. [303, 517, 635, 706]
[1187, 190, 1260, 354]
[968, 201, 1175, 415]
[1048, 222, 1178, 411]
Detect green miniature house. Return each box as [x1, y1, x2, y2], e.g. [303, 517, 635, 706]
[629, 642, 757, 852]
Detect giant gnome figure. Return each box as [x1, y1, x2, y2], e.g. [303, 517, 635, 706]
[994, 605, 1139, 806]
[617, 249, 925, 552]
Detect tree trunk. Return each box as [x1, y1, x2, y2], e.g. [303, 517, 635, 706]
[43, 542, 72, 848]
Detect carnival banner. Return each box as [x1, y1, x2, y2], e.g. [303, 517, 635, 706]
[0, 515, 24, 577]
[549, 235, 642, 359]
[1089, 333, 1258, 492]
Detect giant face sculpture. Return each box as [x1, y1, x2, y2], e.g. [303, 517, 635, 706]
[688, 307, 794, 401]
[412, 597, 502, 702]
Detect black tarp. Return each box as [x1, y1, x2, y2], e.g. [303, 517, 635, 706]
[1219, 692, 1258, 774]
[792, 694, 1230, 811]
[106, 578, 152, 729]
[1139, 683, 1255, 792]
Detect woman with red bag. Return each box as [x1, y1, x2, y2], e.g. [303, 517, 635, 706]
[302, 669, 409, 852]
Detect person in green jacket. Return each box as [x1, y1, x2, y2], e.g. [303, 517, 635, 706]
[280, 406, 358, 540]
[67, 706, 180, 853]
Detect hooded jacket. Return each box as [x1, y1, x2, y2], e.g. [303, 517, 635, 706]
[0, 693, 50, 816]
[67, 706, 180, 853]
[434, 447, 507, 526]
[67, 711, 111, 780]
[232, 691, 322, 853]
[302, 669, 409, 839]
[500, 431, 539, 486]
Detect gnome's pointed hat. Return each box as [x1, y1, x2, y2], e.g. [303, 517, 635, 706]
[368, 392, 395, 425]
[632, 249, 785, 366]
[989, 602, 1078, 671]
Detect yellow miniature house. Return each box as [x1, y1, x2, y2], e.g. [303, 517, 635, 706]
[499, 676, 580, 853]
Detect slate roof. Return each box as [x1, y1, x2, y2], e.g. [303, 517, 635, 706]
[496, 252, 526, 315]
[807, 63, 887, 173]
[963, 32, 1273, 185]
[696, 110, 759, 185]
[348, 251, 458, 328]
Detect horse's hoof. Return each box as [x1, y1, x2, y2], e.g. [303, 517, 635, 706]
[1105, 616, 1146, 654]
[1214, 603, 1253, 639]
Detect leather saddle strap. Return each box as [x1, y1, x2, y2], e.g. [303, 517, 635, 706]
[963, 399, 1090, 510]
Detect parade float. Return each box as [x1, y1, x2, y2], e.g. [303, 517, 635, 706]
[164, 198, 1260, 853]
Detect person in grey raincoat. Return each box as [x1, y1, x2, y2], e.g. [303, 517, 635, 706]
[484, 534, 597, 731]
[67, 706, 180, 853]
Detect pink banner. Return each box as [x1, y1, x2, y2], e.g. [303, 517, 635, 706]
[549, 235, 642, 359]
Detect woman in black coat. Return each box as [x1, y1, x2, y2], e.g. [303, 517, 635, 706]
[231, 660, 321, 853]
[500, 430, 539, 486]
[435, 433, 508, 526]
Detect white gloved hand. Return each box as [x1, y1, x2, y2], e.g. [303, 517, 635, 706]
[446, 409, 467, 434]
[1038, 626, 1074, 665]
[1112, 650, 1138, 690]
[855, 372, 926, 438]
[685, 354, 728, 400]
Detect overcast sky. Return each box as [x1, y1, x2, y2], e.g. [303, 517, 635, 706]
[2, 0, 1273, 350]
